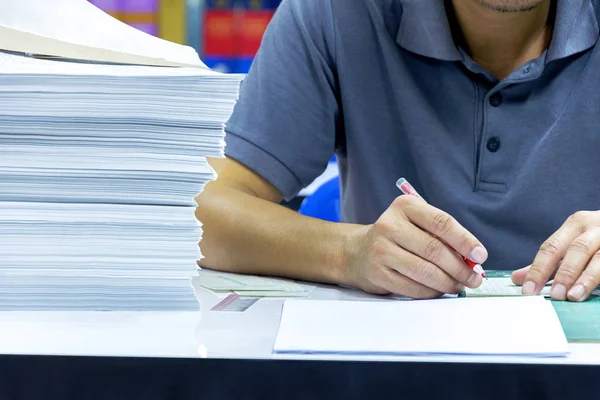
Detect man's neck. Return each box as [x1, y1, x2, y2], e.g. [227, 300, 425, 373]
[450, 0, 554, 80]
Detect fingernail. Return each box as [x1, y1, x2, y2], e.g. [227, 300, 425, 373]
[568, 285, 585, 302]
[469, 246, 488, 264]
[551, 284, 567, 300]
[522, 281, 536, 295]
[467, 273, 479, 287]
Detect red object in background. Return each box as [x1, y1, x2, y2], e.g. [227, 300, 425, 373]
[203, 9, 236, 56]
[203, 1, 277, 72]
[204, 8, 274, 57]
[237, 10, 274, 57]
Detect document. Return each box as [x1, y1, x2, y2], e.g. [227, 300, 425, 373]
[273, 296, 569, 356]
[233, 290, 311, 298]
[196, 271, 314, 297]
[465, 277, 552, 297]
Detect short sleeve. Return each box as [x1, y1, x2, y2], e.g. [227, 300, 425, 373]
[224, 0, 338, 200]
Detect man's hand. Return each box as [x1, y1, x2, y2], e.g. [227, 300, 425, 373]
[341, 195, 487, 298]
[512, 211, 600, 302]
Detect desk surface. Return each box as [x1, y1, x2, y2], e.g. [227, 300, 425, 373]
[0, 271, 600, 399]
[0, 271, 598, 364]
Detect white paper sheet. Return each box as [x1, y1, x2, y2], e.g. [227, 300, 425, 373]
[274, 296, 569, 357]
[0, 0, 203, 67]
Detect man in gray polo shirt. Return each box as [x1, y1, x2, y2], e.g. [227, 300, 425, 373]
[196, 0, 600, 302]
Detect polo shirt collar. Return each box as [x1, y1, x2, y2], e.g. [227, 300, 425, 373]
[396, 0, 462, 61]
[547, 0, 599, 62]
[396, 0, 599, 63]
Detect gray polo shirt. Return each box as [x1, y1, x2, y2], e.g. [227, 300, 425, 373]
[224, 0, 600, 271]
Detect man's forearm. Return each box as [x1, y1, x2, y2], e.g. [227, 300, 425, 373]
[195, 183, 358, 285]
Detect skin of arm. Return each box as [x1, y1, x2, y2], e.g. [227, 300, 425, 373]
[195, 156, 360, 286]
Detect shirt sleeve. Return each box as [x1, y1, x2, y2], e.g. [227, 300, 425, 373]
[223, 0, 339, 201]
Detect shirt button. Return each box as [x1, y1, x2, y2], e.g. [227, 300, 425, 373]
[489, 93, 502, 107]
[486, 137, 501, 152]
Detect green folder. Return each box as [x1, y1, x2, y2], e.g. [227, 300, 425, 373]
[552, 297, 600, 343]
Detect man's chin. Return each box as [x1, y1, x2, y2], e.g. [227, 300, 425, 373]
[473, 0, 546, 13]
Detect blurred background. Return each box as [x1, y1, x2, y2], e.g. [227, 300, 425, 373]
[88, 0, 282, 74]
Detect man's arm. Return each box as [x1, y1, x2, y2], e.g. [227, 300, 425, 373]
[195, 156, 354, 285]
[195, 157, 486, 298]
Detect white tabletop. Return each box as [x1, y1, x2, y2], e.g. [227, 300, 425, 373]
[0, 271, 598, 365]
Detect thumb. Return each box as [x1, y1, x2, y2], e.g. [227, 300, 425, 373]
[511, 265, 531, 286]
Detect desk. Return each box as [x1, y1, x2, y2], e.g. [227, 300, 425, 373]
[0, 274, 599, 399]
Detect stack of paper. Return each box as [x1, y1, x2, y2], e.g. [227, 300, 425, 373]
[0, 51, 243, 310]
[274, 296, 570, 356]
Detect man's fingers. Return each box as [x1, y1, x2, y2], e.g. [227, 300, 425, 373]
[551, 228, 600, 300]
[524, 217, 586, 295]
[567, 251, 600, 302]
[383, 218, 481, 289]
[512, 265, 556, 286]
[372, 236, 462, 294]
[400, 198, 488, 265]
[373, 266, 444, 299]
[511, 265, 530, 286]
